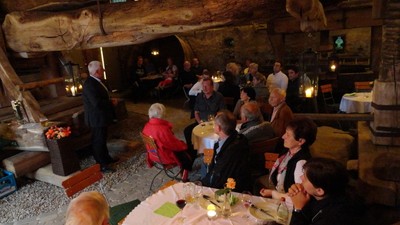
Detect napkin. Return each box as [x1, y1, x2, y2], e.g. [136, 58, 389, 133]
[154, 202, 181, 218]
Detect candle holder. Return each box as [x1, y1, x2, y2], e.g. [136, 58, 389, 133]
[207, 204, 217, 220]
[63, 62, 83, 97]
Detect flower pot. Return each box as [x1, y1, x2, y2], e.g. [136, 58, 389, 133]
[46, 137, 80, 176]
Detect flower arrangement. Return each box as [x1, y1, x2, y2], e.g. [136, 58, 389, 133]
[45, 126, 71, 140]
[215, 178, 239, 206]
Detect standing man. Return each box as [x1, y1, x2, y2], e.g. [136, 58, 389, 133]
[184, 78, 225, 151]
[267, 61, 289, 92]
[201, 110, 251, 192]
[83, 61, 118, 173]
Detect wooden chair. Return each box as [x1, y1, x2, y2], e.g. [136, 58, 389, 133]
[61, 164, 103, 198]
[320, 84, 339, 113]
[224, 97, 235, 111]
[264, 152, 279, 170]
[355, 81, 373, 92]
[140, 132, 182, 192]
[249, 137, 281, 180]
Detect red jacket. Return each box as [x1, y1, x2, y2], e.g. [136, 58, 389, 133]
[142, 118, 187, 167]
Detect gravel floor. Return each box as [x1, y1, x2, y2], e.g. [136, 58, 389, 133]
[0, 111, 149, 224]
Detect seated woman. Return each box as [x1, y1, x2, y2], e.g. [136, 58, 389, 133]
[259, 117, 317, 200]
[142, 103, 194, 181]
[252, 72, 269, 102]
[233, 87, 256, 120]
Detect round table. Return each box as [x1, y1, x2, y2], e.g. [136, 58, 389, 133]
[191, 122, 218, 154]
[339, 92, 372, 113]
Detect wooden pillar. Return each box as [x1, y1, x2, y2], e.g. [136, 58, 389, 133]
[0, 46, 46, 122]
[370, 0, 400, 146]
[370, 26, 382, 77]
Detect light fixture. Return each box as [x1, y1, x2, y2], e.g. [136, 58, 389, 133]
[328, 54, 339, 72]
[100, 47, 107, 80]
[63, 62, 83, 97]
[151, 50, 159, 56]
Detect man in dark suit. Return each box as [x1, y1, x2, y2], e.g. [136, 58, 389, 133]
[202, 110, 251, 192]
[83, 61, 118, 173]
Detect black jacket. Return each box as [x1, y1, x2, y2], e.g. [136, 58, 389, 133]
[290, 195, 359, 225]
[271, 148, 311, 192]
[202, 132, 251, 192]
[82, 76, 115, 128]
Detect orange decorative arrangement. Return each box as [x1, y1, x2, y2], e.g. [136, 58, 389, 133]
[45, 126, 71, 140]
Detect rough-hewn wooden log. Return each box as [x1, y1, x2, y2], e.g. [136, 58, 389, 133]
[2, 0, 267, 52]
[0, 47, 46, 122]
[2, 151, 50, 178]
[17, 77, 64, 91]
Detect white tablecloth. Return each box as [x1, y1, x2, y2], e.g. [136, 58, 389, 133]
[122, 182, 292, 225]
[339, 92, 372, 113]
[192, 123, 219, 154]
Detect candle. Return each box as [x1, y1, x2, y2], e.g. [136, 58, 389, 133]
[207, 209, 217, 220]
[305, 87, 313, 98]
[71, 86, 76, 96]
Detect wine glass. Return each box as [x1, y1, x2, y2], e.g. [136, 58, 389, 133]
[176, 199, 187, 209]
[175, 199, 186, 223]
[207, 115, 214, 123]
[241, 191, 252, 220]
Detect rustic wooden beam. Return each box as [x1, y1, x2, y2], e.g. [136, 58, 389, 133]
[17, 77, 64, 91]
[294, 113, 373, 121]
[0, 47, 46, 122]
[372, 0, 387, 19]
[273, 7, 382, 33]
[2, 0, 267, 52]
[2, 151, 50, 178]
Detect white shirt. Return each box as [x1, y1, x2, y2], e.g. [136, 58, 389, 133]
[267, 71, 288, 92]
[188, 79, 219, 96]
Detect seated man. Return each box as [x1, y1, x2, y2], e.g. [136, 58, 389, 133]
[142, 103, 194, 181]
[65, 191, 109, 225]
[288, 157, 360, 225]
[269, 88, 294, 138]
[201, 110, 251, 192]
[239, 102, 275, 143]
[184, 78, 225, 151]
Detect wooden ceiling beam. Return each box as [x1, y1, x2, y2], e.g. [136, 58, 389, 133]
[272, 7, 382, 34]
[2, 0, 268, 52]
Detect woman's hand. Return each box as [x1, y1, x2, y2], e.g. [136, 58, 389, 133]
[259, 188, 273, 197]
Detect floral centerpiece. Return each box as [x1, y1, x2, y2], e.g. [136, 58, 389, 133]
[45, 126, 71, 140]
[214, 178, 239, 206]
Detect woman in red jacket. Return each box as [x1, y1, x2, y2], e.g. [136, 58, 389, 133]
[142, 103, 194, 181]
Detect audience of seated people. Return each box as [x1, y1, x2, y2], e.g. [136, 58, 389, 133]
[142, 103, 194, 181]
[154, 57, 179, 91]
[191, 57, 204, 78]
[184, 78, 225, 152]
[65, 191, 109, 225]
[269, 88, 294, 138]
[288, 157, 360, 225]
[233, 87, 257, 120]
[201, 110, 251, 192]
[252, 72, 269, 102]
[225, 62, 241, 85]
[259, 117, 317, 200]
[218, 71, 240, 111]
[181, 60, 197, 99]
[238, 102, 275, 143]
[286, 65, 304, 113]
[188, 70, 218, 96]
[242, 58, 252, 78]
[267, 60, 288, 92]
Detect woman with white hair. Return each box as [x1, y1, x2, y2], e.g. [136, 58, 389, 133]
[142, 103, 193, 181]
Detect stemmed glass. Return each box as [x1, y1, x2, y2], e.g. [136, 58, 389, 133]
[175, 199, 186, 223]
[241, 191, 253, 221]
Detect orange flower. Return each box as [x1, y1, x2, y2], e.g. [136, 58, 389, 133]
[45, 126, 71, 140]
[226, 178, 236, 190]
